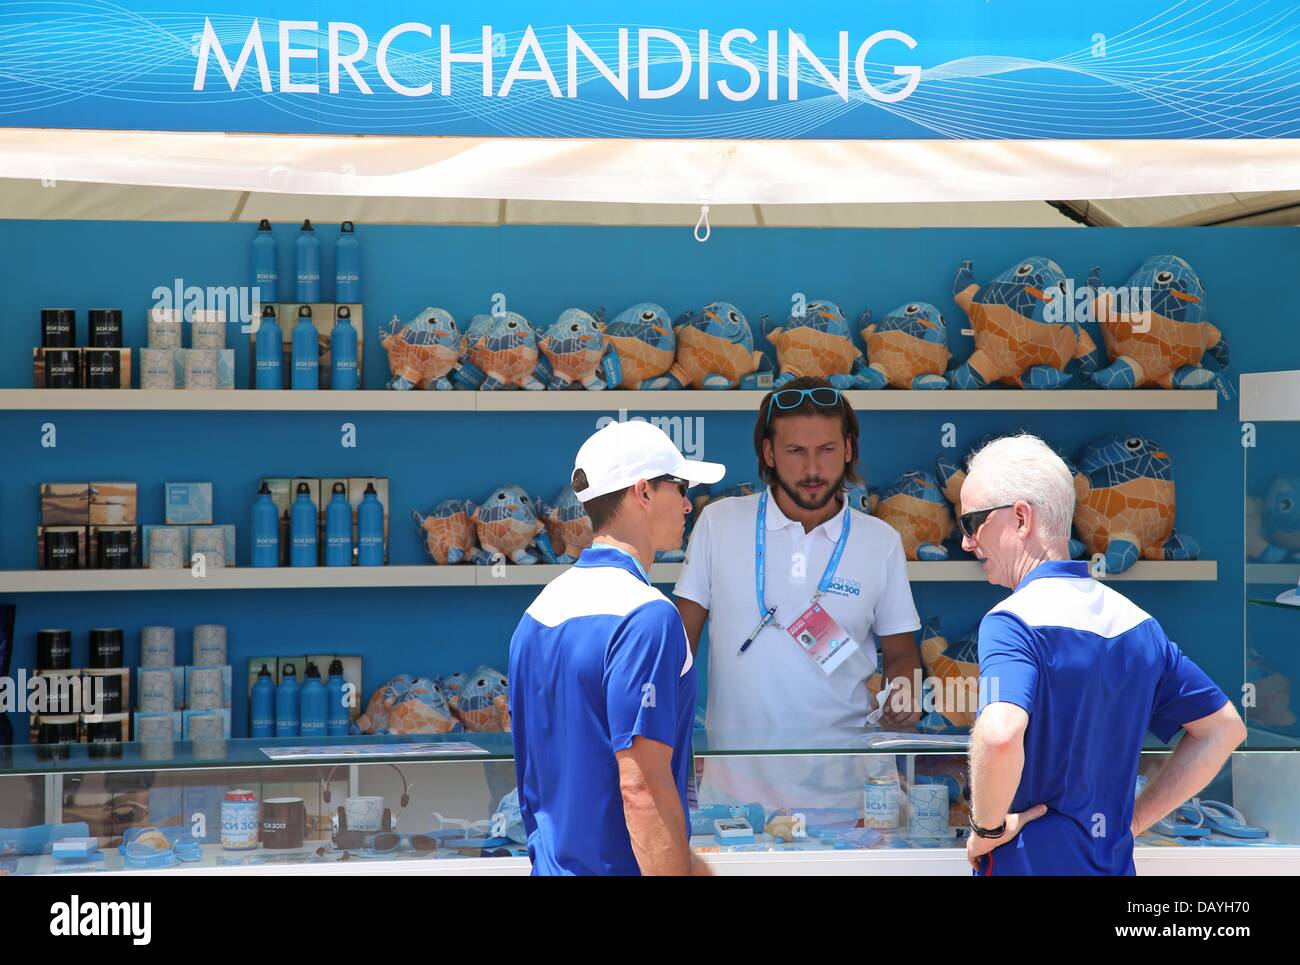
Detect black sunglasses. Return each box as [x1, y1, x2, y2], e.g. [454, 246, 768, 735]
[766, 387, 842, 425]
[958, 504, 1015, 540]
[650, 474, 689, 497]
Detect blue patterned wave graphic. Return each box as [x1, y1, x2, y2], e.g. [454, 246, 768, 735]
[0, 0, 1297, 138]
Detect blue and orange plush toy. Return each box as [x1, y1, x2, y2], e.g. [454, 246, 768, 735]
[950, 256, 1103, 389]
[538, 309, 616, 390]
[464, 312, 545, 391]
[874, 470, 952, 560]
[471, 484, 557, 565]
[597, 302, 677, 389]
[761, 299, 872, 388]
[1089, 255, 1228, 389]
[537, 485, 594, 563]
[859, 302, 951, 389]
[665, 301, 770, 389]
[414, 499, 477, 564]
[382, 308, 466, 390]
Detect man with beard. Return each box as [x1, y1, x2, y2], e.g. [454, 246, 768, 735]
[675, 377, 922, 812]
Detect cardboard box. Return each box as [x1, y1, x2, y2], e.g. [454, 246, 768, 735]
[272, 303, 365, 390]
[89, 525, 140, 569]
[165, 482, 213, 525]
[142, 524, 190, 568]
[82, 347, 133, 389]
[173, 348, 235, 389]
[33, 347, 82, 388]
[347, 477, 390, 564]
[37, 526, 88, 569]
[220, 523, 237, 567]
[182, 708, 231, 741]
[89, 481, 137, 526]
[184, 664, 232, 710]
[134, 710, 183, 741]
[40, 482, 90, 526]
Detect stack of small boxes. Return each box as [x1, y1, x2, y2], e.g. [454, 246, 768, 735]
[139, 308, 235, 390]
[38, 482, 139, 569]
[250, 303, 366, 389]
[31, 628, 132, 759]
[260, 475, 389, 565]
[142, 482, 237, 569]
[135, 624, 233, 742]
[33, 308, 133, 390]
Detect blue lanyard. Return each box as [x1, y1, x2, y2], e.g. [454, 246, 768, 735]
[754, 489, 851, 621]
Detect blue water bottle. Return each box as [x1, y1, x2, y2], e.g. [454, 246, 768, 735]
[254, 304, 283, 390]
[324, 482, 352, 566]
[299, 663, 327, 737]
[275, 663, 300, 737]
[290, 482, 318, 567]
[291, 305, 319, 390]
[330, 306, 358, 391]
[251, 218, 278, 304]
[335, 221, 361, 303]
[252, 481, 280, 567]
[295, 218, 320, 303]
[251, 664, 275, 738]
[326, 659, 349, 736]
[357, 482, 385, 566]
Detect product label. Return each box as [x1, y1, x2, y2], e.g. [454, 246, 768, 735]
[295, 359, 318, 370]
[336, 360, 356, 371]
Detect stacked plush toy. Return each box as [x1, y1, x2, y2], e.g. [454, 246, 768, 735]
[918, 617, 979, 729]
[415, 485, 558, 565]
[597, 303, 677, 389]
[1247, 478, 1300, 563]
[537, 485, 594, 563]
[761, 299, 872, 388]
[463, 312, 546, 391]
[448, 666, 511, 732]
[414, 499, 478, 564]
[666, 302, 771, 389]
[873, 470, 952, 560]
[356, 668, 512, 735]
[537, 309, 618, 390]
[859, 302, 951, 390]
[382, 308, 466, 390]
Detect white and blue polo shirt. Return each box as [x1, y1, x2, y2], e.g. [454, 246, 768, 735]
[508, 544, 696, 876]
[975, 559, 1228, 876]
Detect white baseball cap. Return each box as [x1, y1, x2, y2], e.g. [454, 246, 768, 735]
[573, 420, 725, 501]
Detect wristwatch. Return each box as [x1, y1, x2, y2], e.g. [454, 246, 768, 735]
[968, 814, 1007, 839]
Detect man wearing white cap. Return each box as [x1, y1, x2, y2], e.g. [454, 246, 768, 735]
[508, 420, 724, 875]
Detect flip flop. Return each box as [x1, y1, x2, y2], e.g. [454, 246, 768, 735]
[1193, 799, 1268, 839]
[1150, 803, 1211, 838]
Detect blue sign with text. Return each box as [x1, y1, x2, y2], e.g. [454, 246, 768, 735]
[1, 0, 1297, 138]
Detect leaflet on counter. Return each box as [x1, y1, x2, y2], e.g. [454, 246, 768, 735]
[260, 741, 488, 760]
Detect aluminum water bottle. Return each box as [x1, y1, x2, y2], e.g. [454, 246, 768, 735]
[251, 481, 280, 567]
[299, 663, 327, 738]
[335, 221, 361, 303]
[290, 482, 318, 567]
[324, 482, 352, 566]
[291, 305, 319, 390]
[295, 219, 320, 303]
[254, 304, 283, 390]
[250, 665, 275, 738]
[330, 306, 358, 390]
[275, 663, 300, 737]
[357, 483, 385, 566]
[326, 659, 349, 736]
[251, 218, 278, 304]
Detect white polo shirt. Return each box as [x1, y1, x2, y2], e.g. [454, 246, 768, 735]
[675, 489, 920, 810]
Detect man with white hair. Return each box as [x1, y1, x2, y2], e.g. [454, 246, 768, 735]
[959, 433, 1245, 875]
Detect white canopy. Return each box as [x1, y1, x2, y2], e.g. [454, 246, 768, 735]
[2, 128, 1298, 227]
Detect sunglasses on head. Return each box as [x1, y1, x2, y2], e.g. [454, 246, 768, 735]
[649, 474, 689, 497]
[958, 504, 1015, 540]
[766, 387, 842, 425]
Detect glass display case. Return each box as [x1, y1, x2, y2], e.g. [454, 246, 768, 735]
[3, 730, 1296, 875]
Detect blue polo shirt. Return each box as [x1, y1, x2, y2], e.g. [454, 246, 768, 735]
[974, 560, 1228, 876]
[508, 545, 697, 875]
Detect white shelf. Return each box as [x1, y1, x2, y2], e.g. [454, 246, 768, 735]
[1240, 371, 1300, 421]
[0, 560, 1217, 593]
[0, 388, 1217, 412]
[1247, 564, 1300, 586]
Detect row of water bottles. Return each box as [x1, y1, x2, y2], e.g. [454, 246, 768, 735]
[251, 218, 361, 305]
[251, 481, 385, 567]
[250, 660, 351, 738]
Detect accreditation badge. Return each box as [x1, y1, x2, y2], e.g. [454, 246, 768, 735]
[785, 602, 860, 675]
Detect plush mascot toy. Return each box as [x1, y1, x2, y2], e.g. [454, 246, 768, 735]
[448, 666, 511, 732]
[950, 256, 1103, 389]
[859, 301, 951, 389]
[471, 484, 556, 565]
[463, 312, 545, 390]
[1071, 434, 1200, 574]
[874, 470, 953, 560]
[414, 499, 478, 564]
[918, 617, 979, 729]
[357, 676, 462, 735]
[597, 302, 677, 389]
[537, 486, 594, 563]
[760, 298, 872, 388]
[538, 308, 614, 390]
[1089, 255, 1229, 389]
[382, 308, 466, 390]
[1247, 477, 1300, 563]
[665, 301, 770, 389]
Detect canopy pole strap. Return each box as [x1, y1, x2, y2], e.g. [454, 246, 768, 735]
[694, 203, 711, 243]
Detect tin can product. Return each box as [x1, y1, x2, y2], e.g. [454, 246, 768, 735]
[863, 778, 900, 829]
[185, 349, 219, 389]
[37, 629, 72, 671]
[148, 308, 182, 349]
[192, 624, 227, 666]
[84, 348, 122, 389]
[148, 527, 185, 569]
[43, 348, 81, 388]
[37, 715, 79, 760]
[88, 309, 123, 347]
[191, 310, 226, 350]
[187, 667, 225, 710]
[222, 789, 260, 850]
[41, 308, 76, 348]
[908, 783, 949, 835]
[138, 668, 175, 712]
[85, 668, 127, 714]
[89, 627, 123, 668]
[43, 528, 81, 569]
[190, 527, 226, 568]
[87, 713, 128, 759]
[140, 348, 176, 389]
[96, 527, 133, 568]
[140, 626, 175, 667]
